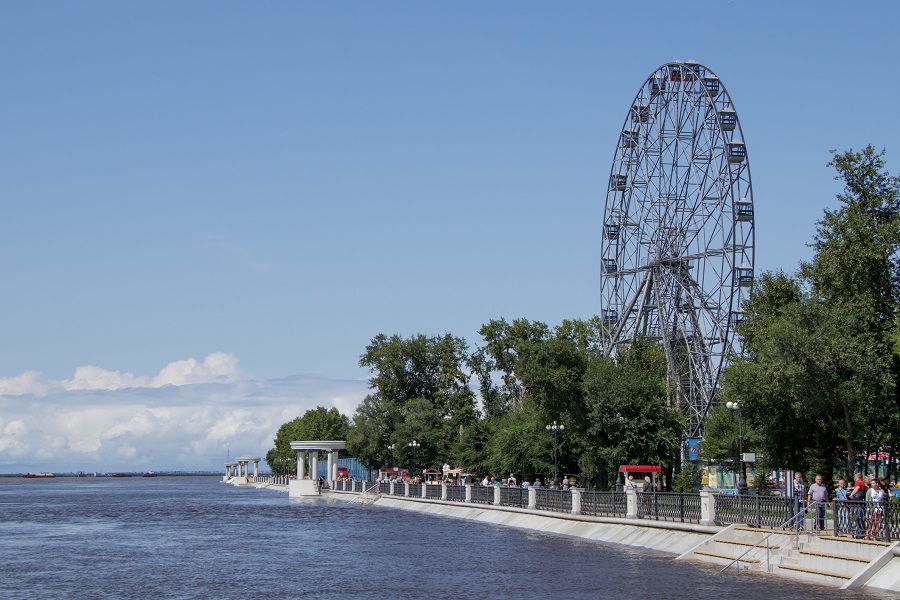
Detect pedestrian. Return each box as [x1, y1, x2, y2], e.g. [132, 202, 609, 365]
[534, 478, 542, 488]
[834, 479, 850, 533]
[866, 478, 886, 540]
[507, 473, 517, 487]
[807, 474, 829, 531]
[792, 472, 807, 530]
[849, 472, 867, 538]
[562, 475, 570, 491]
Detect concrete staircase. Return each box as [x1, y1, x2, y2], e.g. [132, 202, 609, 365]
[679, 525, 897, 588]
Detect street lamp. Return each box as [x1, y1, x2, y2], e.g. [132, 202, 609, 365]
[546, 421, 565, 486]
[388, 444, 396, 470]
[408, 440, 420, 476]
[726, 401, 746, 492]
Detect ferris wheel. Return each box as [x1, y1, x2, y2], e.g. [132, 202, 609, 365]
[600, 61, 755, 438]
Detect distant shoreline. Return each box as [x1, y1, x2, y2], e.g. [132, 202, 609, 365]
[0, 471, 225, 478]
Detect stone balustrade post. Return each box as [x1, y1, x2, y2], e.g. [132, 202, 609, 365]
[626, 489, 638, 519]
[527, 487, 536, 509]
[493, 485, 501, 505]
[421, 484, 427, 499]
[700, 490, 716, 526]
[441, 483, 448, 500]
[571, 488, 582, 515]
[465, 484, 472, 503]
[404, 482, 410, 497]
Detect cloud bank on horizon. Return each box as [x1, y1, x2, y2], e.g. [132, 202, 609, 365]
[0, 353, 369, 474]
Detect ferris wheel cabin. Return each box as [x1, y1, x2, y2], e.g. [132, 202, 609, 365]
[702, 74, 720, 97]
[735, 198, 753, 222]
[604, 223, 620, 240]
[602, 257, 618, 274]
[602, 309, 618, 325]
[611, 173, 628, 191]
[621, 129, 639, 148]
[735, 264, 754, 287]
[726, 141, 746, 163]
[719, 108, 736, 131]
[648, 75, 666, 96]
[631, 104, 649, 123]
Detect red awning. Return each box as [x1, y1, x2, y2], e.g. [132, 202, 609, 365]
[618, 465, 662, 473]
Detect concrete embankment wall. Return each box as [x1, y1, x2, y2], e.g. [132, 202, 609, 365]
[331, 491, 718, 556]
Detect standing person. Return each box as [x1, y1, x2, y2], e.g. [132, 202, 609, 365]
[507, 473, 517, 487]
[849, 473, 868, 538]
[792, 472, 807, 530]
[866, 478, 886, 540]
[561, 475, 570, 491]
[808, 474, 829, 531]
[834, 479, 850, 534]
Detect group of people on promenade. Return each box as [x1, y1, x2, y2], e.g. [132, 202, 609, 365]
[793, 472, 893, 540]
[376, 472, 571, 490]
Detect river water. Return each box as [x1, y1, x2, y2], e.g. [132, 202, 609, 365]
[0, 476, 893, 599]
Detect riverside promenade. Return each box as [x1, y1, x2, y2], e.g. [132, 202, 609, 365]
[245, 476, 900, 593]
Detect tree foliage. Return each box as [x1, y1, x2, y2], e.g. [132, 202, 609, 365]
[265, 406, 350, 475]
[723, 146, 900, 480]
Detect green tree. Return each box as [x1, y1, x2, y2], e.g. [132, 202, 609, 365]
[347, 332, 477, 470]
[265, 406, 350, 475]
[582, 339, 684, 487]
[723, 147, 900, 480]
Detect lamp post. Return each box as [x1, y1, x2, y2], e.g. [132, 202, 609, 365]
[726, 401, 745, 492]
[408, 440, 420, 476]
[388, 444, 396, 470]
[546, 421, 565, 486]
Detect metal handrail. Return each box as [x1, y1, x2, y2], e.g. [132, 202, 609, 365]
[720, 500, 819, 573]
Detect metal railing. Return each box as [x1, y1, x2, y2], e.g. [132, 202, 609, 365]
[637, 492, 701, 523]
[834, 499, 899, 541]
[714, 494, 795, 528]
[579, 491, 626, 517]
[425, 484, 443, 499]
[499, 487, 528, 508]
[446, 486, 467, 502]
[408, 483, 422, 497]
[535, 489, 572, 513]
[721, 501, 819, 573]
[470, 486, 494, 505]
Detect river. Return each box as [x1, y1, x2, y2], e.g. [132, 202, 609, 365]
[0, 476, 893, 599]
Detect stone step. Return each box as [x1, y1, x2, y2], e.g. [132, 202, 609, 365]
[776, 563, 852, 580]
[798, 549, 870, 563]
[694, 549, 760, 564]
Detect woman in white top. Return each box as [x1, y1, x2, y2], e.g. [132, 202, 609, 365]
[865, 479, 886, 540]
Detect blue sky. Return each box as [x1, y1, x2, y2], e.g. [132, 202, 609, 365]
[1, 2, 898, 472]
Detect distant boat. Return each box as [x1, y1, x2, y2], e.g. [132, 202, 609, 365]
[142, 471, 156, 477]
[110, 473, 132, 477]
[22, 472, 55, 478]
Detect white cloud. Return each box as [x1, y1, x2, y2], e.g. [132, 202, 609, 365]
[0, 355, 369, 473]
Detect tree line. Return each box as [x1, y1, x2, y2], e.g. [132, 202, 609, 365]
[267, 146, 900, 490]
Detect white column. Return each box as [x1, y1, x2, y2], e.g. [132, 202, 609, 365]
[253, 460, 259, 478]
[527, 487, 537, 509]
[297, 451, 306, 479]
[310, 450, 319, 481]
[327, 451, 334, 484]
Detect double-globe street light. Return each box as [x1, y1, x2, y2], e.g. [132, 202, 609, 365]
[546, 421, 565, 486]
[726, 401, 746, 492]
[408, 441, 421, 477]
